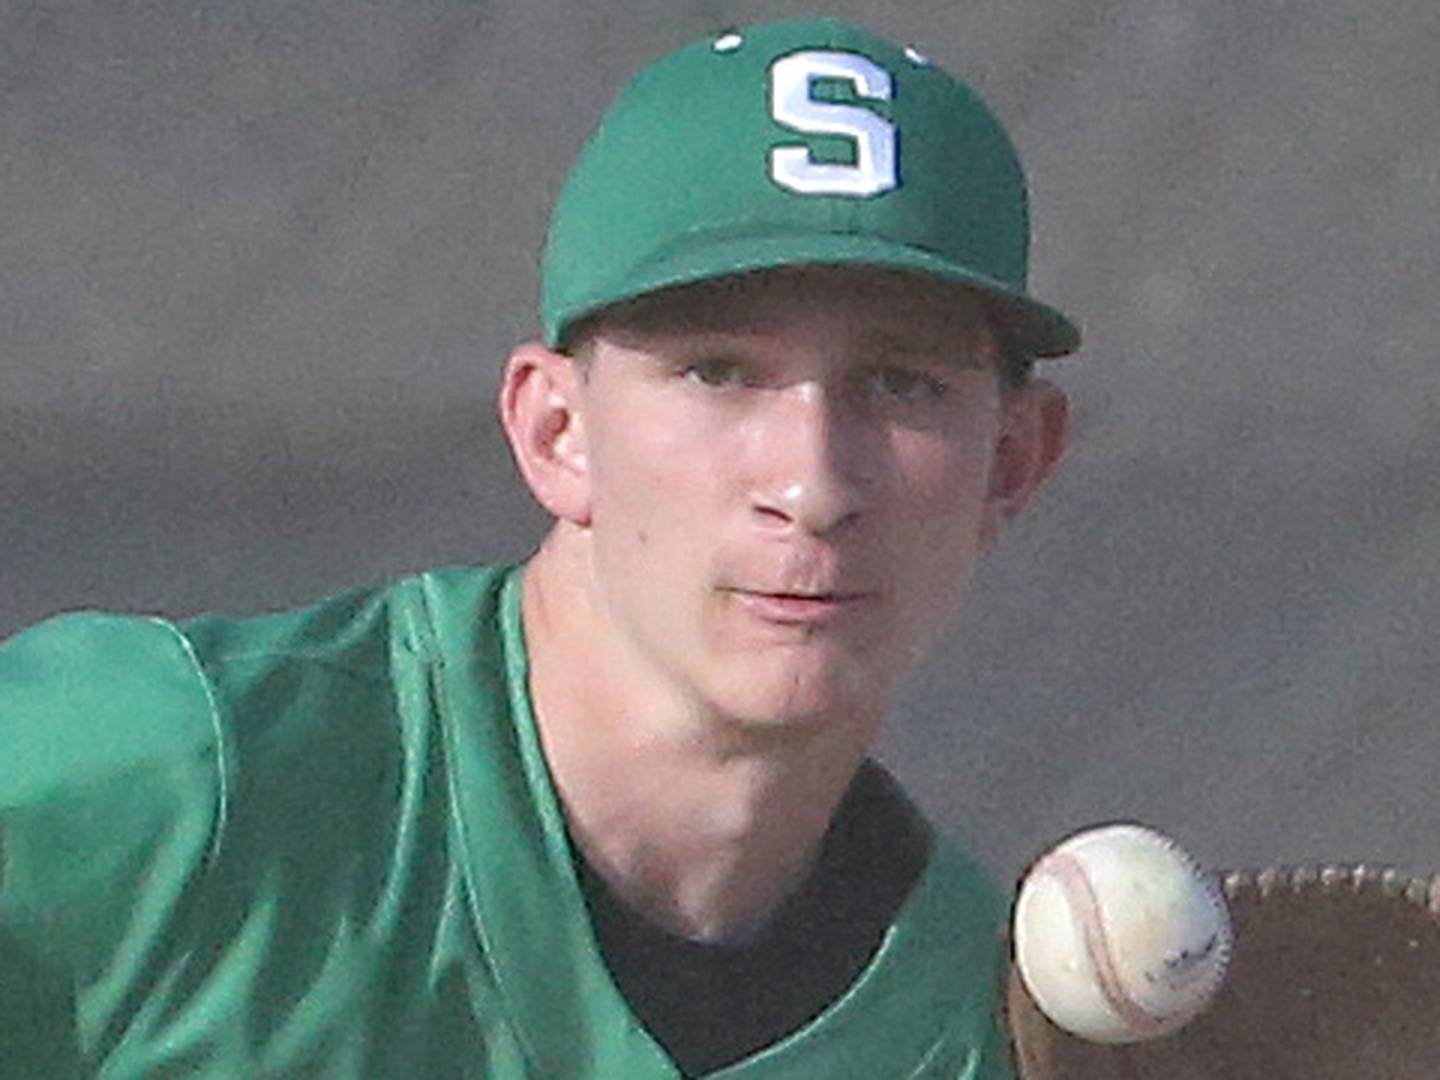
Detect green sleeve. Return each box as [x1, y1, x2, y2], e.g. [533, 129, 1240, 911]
[0, 612, 225, 1071]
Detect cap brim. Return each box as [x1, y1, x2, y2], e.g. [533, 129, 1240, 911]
[558, 230, 1080, 358]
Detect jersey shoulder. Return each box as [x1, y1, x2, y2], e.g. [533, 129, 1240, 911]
[0, 610, 219, 810]
[172, 564, 512, 808]
[0, 566, 523, 1075]
[0, 566, 436, 810]
[0, 564, 509, 936]
[0, 609, 225, 986]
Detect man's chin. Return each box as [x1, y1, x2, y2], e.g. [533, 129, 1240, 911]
[703, 664, 887, 738]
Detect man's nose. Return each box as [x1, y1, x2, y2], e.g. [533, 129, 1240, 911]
[747, 382, 869, 537]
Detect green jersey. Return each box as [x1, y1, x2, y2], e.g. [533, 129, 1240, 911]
[0, 565, 1013, 1077]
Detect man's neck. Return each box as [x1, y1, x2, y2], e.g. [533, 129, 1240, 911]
[520, 537, 877, 942]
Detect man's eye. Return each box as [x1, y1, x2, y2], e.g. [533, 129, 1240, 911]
[866, 367, 948, 401]
[681, 357, 748, 387]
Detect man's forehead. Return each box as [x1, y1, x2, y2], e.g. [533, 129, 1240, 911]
[586, 265, 995, 341]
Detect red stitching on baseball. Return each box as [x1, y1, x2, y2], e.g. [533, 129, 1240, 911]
[1042, 850, 1172, 1038]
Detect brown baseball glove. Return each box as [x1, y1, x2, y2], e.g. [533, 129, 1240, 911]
[1007, 864, 1440, 1079]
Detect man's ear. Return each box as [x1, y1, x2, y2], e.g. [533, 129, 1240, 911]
[498, 341, 592, 526]
[980, 377, 1070, 552]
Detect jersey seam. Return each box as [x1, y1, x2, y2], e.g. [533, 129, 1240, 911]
[146, 617, 230, 867]
[414, 572, 549, 1076]
[195, 650, 388, 686]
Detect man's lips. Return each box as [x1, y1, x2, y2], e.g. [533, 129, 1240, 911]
[725, 588, 873, 624]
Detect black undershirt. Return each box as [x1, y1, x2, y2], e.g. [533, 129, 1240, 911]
[575, 761, 932, 1077]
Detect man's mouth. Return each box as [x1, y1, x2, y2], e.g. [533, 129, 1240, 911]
[726, 588, 872, 624]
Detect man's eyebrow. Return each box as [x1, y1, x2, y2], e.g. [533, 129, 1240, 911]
[855, 327, 996, 367]
[598, 308, 998, 363]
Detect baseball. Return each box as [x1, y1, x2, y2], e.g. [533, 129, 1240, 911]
[1012, 822, 1232, 1044]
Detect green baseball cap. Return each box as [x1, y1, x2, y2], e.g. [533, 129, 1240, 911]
[540, 18, 1080, 358]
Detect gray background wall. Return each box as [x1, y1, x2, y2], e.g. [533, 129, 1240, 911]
[3, 0, 1437, 883]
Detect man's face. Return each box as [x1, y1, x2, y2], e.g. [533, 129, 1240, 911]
[562, 267, 1048, 734]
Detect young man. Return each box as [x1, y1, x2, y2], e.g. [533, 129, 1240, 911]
[0, 18, 1076, 1078]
